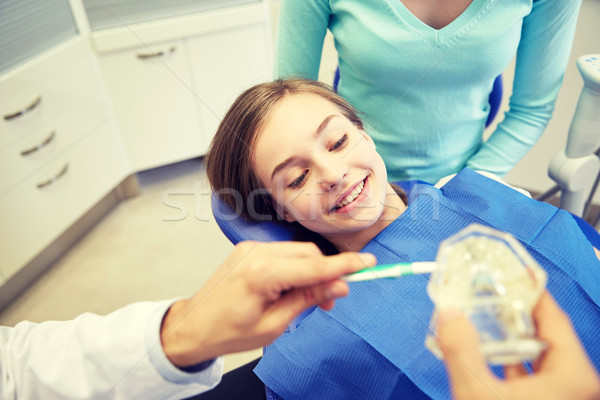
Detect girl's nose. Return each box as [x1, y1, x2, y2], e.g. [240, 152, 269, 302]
[318, 162, 348, 192]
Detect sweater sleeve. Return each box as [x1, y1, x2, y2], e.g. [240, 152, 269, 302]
[275, 0, 331, 79]
[0, 300, 224, 400]
[466, 0, 582, 176]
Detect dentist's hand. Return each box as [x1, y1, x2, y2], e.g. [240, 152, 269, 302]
[437, 291, 600, 400]
[160, 241, 375, 367]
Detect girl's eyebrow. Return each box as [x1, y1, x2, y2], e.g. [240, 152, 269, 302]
[313, 115, 337, 138]
[271, 157, 294, 181]
[270, 115, 337, 181]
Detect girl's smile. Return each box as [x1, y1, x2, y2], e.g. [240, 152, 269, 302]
[331, 177, 367, 213]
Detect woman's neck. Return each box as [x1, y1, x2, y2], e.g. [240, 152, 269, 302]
[400, 0, 474, 30]
[326, 183, 406, 253]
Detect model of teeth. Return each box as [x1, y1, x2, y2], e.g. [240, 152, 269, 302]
[336, 180, 365, 209]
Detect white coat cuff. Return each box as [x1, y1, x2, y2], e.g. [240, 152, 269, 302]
[146, 299, 224, 387]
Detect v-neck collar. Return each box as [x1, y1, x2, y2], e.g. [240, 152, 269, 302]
[384, 0, 497, 45]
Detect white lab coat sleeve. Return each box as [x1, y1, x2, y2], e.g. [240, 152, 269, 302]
[0, 300, 224, 400]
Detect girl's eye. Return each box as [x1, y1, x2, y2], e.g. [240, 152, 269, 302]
[289, 170, 308, 189]
[329, 134, 348, 151]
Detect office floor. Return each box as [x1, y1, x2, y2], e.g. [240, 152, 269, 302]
[0, 158, 262, 373]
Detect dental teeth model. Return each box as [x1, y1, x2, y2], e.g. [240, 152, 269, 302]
[425, 224, 547, 365]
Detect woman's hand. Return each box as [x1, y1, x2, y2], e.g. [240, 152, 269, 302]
[437, 291, 600, 400]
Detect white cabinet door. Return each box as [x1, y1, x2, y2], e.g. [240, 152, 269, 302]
[97, 39, 203, 171]
[186, 23, 272, 149]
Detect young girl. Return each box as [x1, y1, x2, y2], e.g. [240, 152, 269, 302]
[206, 78, 408, 254]
[205, 79, 600, 399]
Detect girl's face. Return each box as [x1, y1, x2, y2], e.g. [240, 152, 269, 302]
[252, 93, 404, 249]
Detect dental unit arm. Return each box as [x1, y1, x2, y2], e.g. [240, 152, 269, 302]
[546, 54, 600, 217]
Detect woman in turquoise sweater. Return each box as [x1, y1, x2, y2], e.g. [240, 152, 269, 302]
[275, 0, 582, 184]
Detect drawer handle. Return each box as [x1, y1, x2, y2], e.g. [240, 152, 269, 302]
[4, 96, 42, 121]
[137, 46, 176, 59]
[37, 163, 69, 189]
[21, 130, 56, 156]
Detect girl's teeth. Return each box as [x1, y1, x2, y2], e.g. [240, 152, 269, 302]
[336, 180, 365, 209]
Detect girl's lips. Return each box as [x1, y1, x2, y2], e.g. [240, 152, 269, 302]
[331, 177, 368, 213]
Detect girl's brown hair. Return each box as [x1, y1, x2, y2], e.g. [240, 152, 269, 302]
[205, 78, 366, 222]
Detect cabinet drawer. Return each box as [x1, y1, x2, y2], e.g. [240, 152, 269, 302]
[0, 124, 128, 280]
[0, 109, 107, 196]
[0, 40, 105, 152]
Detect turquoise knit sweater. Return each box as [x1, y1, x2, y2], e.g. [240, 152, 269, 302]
[275, 0, 582, 183]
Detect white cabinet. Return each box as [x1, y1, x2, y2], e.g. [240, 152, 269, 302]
[187, 23, 271, 142]
[0, 42, 108, 196]
[0, 123, 128, 280]
[89, 1, 272, 171]
[0, 38, 129, 296]
[95, 39, 203, 170]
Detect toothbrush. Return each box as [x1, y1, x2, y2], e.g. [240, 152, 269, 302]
[343, 261, 437, 282]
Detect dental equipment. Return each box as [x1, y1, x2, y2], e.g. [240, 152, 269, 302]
[540, 54, 600, 219]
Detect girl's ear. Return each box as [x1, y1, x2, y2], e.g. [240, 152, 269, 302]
[274, 204, 296, 223]
[283, 211, 295, 223]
